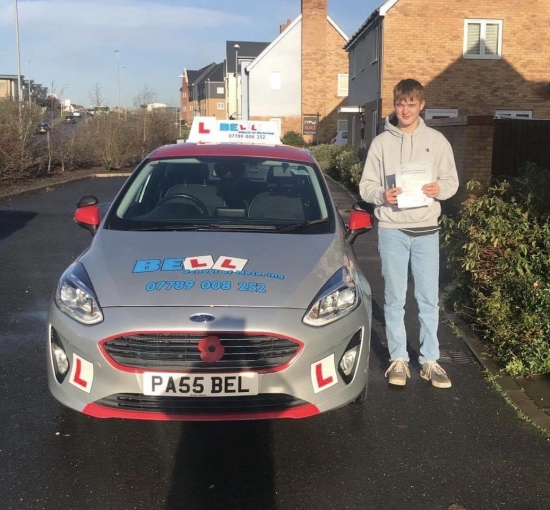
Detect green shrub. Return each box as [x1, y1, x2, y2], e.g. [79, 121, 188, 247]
[310, 144, 366, 191]
[282, 130, 307, 147]
[442, 164, 550, 376]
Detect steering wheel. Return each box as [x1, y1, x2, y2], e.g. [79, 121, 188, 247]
[157, 194, 209, 215]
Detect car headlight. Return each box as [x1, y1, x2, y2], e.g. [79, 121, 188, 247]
[303, 267, 359, 326]
[55, 263, 103, 325]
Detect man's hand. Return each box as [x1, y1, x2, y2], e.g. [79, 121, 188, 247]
[383, 187, 402, 205]
[422, 182, 440, 198]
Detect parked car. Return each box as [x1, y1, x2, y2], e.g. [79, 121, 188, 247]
[331, 131, 348, 146]
[47, 117, 374, 422]
[37, 123, 51, 134]
[65, 115, 76, 124]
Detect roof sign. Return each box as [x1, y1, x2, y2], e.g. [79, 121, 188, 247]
[187, 116, 282, 145]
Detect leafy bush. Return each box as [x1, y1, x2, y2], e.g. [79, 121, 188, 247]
[282, 130, 307, 147]
[310, 144, 366, 191]
[442, 164, 550, 376]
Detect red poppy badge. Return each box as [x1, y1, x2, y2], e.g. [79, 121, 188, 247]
[198, 336, 225, 363]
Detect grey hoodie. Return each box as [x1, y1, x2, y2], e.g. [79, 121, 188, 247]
[359, 115, 459, 229]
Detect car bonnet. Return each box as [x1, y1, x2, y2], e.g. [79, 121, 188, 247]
[79, 230, 348, 309]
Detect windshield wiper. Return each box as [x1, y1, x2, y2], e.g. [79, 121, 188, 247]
[132, 225, 202, 231]
[131, 223, 277, 232]
[277, 218, 330, 233]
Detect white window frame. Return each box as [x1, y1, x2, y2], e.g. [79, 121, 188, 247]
[270, 72, 281, 90]
[216, 86, 224, 94]
[217, 102, 225, 110]
[337, 74, 349, 97]
[463, 19, 503, 59]
[425, 109, 458, 120]
[337, 119, 348, 132]
[495, 110, 532, 119]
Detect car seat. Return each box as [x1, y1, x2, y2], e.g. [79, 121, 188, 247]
[163, 163, 226, 215]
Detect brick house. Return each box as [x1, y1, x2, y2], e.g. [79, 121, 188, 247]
[344, 0, 550, 147]
[244, 0, 350, 143]
[180, 63, 218, 126]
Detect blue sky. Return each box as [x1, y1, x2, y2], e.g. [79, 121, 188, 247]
[0, 0, 381, 107]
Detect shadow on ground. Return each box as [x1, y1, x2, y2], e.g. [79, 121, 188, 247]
[0, 210, 37, 241]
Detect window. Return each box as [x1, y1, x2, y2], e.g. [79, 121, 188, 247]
[464, 20, 502, 59]
[270, 72, 281, 90]
[337, 74, 349, 97]
[425, 109, 458, 120]
[337, 119, 348, 132]
[217, 103, 225, 110]
[495, 110, 532, 119]
[217, 86, 224, 94]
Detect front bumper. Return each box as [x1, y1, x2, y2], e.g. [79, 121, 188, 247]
[47, 302, 371, 421]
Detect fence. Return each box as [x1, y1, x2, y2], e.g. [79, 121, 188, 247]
[492, 118, 550, 178]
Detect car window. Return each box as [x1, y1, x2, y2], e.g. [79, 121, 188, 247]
[108, 156, 333, 233]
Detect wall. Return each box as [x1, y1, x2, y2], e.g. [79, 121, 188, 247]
[301, 0, 349, 143]
[248, 20, 301, 118]
[381, 0, 550, 119]
[427, 115, 494, 206]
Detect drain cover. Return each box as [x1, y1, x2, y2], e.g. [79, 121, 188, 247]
[439, 349, 474, 364]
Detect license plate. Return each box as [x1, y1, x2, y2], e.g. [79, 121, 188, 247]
[143, 372, 258, 397]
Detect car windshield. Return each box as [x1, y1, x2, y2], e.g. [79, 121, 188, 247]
[106, 156, 334, 234]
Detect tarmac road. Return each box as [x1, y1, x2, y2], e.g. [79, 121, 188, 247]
[1, 176, 550, 510]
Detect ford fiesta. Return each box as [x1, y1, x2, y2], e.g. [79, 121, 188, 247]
[47, 117, 374, 421]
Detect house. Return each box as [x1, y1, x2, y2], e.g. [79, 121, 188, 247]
[0, 74, 22, 100]
[244, 0, 350, 143]
[225, 40, 270, 120]
[180, 62, 227, 125]
[344, 0, 550, 149]
[195, 63, 226, 120]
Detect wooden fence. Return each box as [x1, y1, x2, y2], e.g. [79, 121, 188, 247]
[492, 118, 550, 178]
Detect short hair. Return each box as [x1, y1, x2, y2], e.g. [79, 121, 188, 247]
[393, 79, 425, 104]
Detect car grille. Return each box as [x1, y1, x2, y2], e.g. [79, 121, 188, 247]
[96, 393, 307, 414]
[102, 333, 301, 371]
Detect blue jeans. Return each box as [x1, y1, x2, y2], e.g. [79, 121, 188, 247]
[378, 228, 440, 364]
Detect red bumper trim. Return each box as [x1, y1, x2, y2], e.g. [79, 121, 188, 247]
[82, 402, 320, 421]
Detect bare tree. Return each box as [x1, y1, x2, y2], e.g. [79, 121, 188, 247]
[89, 83, 106, 107]
[134, 84, 156, 109]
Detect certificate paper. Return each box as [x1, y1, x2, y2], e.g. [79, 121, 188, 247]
[395, 161, 434, 209]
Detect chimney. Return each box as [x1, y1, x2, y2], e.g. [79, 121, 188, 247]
[279, 18, 292, 34]
[301, 0, 327, 16]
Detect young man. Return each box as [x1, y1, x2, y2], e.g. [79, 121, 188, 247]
[359, 79, 459, 388]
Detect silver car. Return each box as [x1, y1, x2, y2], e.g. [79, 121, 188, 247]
[47, 120, 374, 421]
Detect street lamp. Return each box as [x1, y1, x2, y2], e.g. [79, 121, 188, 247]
[178, 73, 185, 136]
[234, 43, 240, 120]
[122, 66, 127, 120]
[114, 49, 121, 113]
[27, 60, 31, 107]
[13, 0, 22, 112]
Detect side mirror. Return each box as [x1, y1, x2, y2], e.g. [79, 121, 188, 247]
[74, 195, 100, 235]
[352, 200, 374, 214]
[345, 201, 373, 244]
